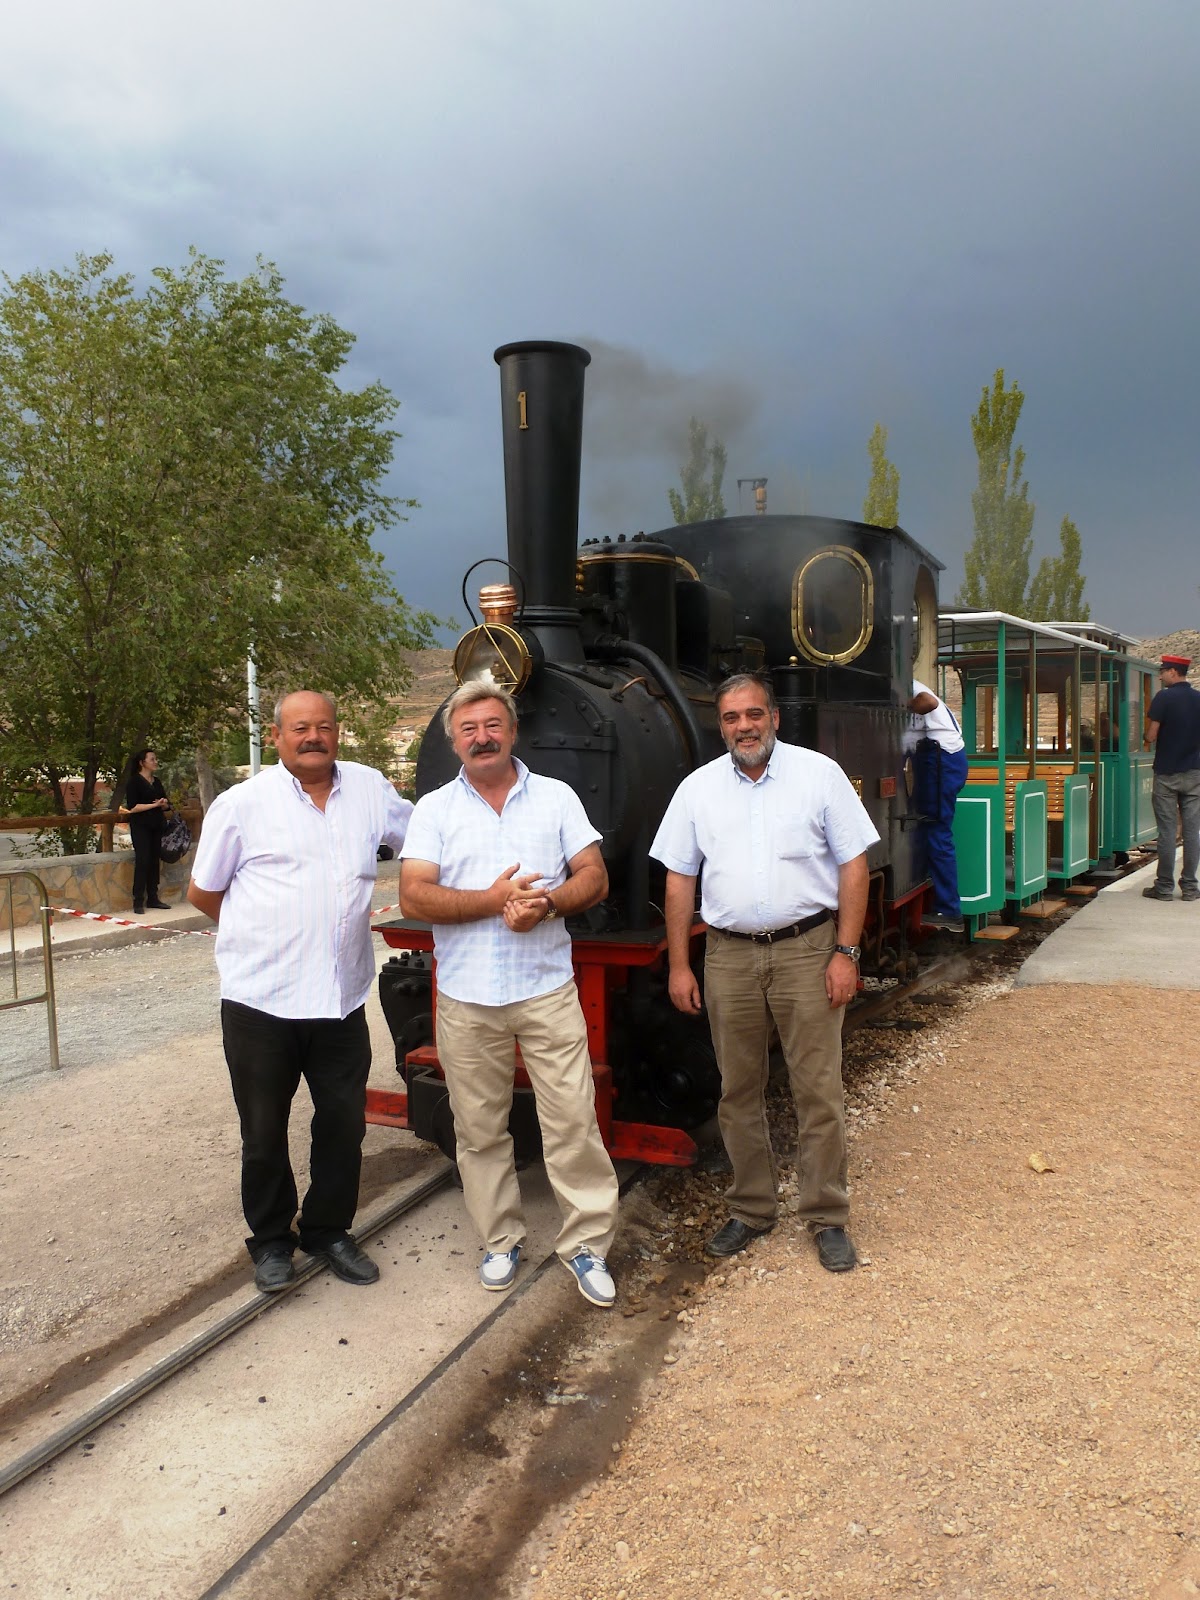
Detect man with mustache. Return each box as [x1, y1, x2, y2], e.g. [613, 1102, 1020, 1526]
[399, 682, 620, 1307]
[187, 690, 412, 1293]
[651, 674, 879, 1271]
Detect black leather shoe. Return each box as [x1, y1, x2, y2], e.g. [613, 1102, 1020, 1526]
[1142, 886, 1173, 900]
[132, 904, 144, 915]
[147, 898, 170, 910]
[254, 1246, 296, 1293]
[814, 1226, 858, 1273]
[706, 1217, 775, 1257]
[310, 1237, 380, 1285]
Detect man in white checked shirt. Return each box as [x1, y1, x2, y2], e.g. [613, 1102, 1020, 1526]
[399, 682, 620, 1308]
[188, 691, 412, 1294]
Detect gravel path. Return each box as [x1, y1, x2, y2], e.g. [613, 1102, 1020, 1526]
[0, 935, 221, 1086]
[0, 874, 402, 1087]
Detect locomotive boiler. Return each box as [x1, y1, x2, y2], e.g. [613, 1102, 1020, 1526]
[373, 339, 944, 1165]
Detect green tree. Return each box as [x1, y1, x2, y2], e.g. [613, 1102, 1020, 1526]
[0, 251, 439, 840]
[862, 421, 900, 527]
[1027, 515, 1090, 622]
[956, 369, 1036, 613]
[667, 416, 727, 523]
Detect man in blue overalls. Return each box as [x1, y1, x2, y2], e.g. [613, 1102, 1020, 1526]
[910, 679, 970, 930]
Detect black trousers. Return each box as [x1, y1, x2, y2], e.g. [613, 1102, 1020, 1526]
[220, 999, 372, 1260]
[130, 824, 161, 907]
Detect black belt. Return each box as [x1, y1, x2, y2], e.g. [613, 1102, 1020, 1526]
[713, 909, 832, 945]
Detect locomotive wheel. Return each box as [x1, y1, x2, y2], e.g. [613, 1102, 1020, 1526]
[428, 1090, 463, 1186]
[639, 1016, 721, 1123]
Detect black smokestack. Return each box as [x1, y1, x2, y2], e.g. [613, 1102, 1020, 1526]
[494, 341, 591, 614]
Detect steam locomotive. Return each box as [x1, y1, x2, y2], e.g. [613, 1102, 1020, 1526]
[371, 340, 943, 1166]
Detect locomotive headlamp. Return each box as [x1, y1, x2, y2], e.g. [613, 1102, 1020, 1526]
[452, 623, 532, 694]
[451, 576, 534, 693]
[452, 588, 534, 695]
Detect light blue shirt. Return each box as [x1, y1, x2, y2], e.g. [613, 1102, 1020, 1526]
[401, 759, 601, 1006]
[191, 760, 412, 1020]
[650, 740, 880, 933]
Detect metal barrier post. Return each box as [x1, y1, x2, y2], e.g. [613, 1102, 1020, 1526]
[1, 870, 61, 1072]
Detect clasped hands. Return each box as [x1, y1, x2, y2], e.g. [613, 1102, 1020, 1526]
[491, 864, 555, 934]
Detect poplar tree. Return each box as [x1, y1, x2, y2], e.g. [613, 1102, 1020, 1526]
[862, 422, 900, 527]
[1027, 516, 1091, 621]
[668, 417, 727, 523]
[956, 369, 1035, 613]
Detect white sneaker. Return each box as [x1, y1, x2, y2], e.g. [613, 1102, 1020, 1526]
[564, 1251, 615, 1307]
[479, 1246, 521, 1291]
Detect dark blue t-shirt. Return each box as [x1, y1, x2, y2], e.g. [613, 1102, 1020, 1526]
[1149, 681, 1200, 774]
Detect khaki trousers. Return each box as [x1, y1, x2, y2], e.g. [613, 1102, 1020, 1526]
[703, 921, 849, 1230]
[435, 981, 619, 1262]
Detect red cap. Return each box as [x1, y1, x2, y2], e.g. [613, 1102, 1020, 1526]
[1161, 654, 1191, 668]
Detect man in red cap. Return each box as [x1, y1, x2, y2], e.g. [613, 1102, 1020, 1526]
[1143, 655, 1200, 901]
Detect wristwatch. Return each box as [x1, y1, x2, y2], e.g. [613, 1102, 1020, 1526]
[542, 901, 558, 922]
[833, 943, 861, 963]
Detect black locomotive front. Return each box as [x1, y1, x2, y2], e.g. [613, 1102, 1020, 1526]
[378, 339, 944, 1155]
[413, 341, 737, 930]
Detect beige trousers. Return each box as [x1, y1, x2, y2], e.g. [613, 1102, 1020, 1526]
[703, 921, 849, 1230]
[435, 980, 619, 1262]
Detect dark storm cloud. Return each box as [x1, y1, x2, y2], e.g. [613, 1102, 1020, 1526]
[1, 0, 1197, 636]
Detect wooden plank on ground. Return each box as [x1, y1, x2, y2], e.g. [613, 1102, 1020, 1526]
[1021, 899, 1067, 919]
[1064, 885, 1098, 898]
[974, 924, 1022, 941]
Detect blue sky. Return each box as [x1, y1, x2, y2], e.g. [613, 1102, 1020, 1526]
[2, 0, 1197, 636]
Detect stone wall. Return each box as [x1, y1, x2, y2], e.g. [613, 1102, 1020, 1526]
[0, 850, 196, 929]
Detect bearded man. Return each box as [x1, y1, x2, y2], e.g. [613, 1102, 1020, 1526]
[651, 673, 879, 1272]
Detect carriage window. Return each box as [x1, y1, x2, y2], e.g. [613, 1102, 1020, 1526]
[790, 547, 874, 665]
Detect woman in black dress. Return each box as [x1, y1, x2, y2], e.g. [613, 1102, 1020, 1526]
[121, 748, 170, 913]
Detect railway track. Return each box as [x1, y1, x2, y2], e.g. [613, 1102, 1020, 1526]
[0, 1164, 454, 1500]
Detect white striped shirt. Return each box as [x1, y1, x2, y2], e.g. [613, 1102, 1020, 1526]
[191, 760, 412, 1020]
[650, 740, 880, 933]
[401, 759, 601, 1005]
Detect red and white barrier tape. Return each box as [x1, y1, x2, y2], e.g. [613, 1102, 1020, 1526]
[42, 906, 217, 937]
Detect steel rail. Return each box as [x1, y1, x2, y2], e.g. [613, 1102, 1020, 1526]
[197, 1160, 649, 1600]
[0, 1163, 454, 1500]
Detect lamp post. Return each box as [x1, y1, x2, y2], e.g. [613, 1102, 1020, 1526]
[247, 651, 261, 776]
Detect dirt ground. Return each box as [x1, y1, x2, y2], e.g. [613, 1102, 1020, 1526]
[513, 979, 1200, 1600]
[5, 949, 1200, 1600]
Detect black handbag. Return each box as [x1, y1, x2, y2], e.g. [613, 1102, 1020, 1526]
[159, 809, 194, 864]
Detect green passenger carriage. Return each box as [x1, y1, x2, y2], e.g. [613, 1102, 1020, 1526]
[936, 614, 1157, 939]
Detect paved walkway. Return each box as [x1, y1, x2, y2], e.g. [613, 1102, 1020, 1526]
[1018, 849, 1200, 990]
[3, 899, 214, 965]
